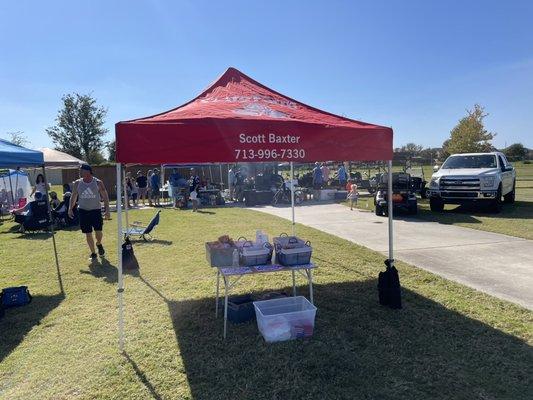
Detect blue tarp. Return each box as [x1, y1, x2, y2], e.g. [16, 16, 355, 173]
[0, 139, 44, 168]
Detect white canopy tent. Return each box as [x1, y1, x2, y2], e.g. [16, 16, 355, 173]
[37, 148, 85, 169]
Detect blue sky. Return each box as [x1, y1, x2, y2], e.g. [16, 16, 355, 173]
[1, 0, 532, 150]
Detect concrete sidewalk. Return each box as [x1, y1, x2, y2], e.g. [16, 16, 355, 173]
[255, 203, 533, 310]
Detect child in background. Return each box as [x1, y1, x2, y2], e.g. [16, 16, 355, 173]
[49, 191, 61, 209]
[347, 183, 359, 211]
[190, 188, 199, 212]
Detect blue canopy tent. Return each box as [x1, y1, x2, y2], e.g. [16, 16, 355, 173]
[0, 139, 44, 168]
[0, 139, 62, 293]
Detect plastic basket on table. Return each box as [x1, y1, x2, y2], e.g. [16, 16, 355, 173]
[273, 233, 312, 266]
[205, 242, 237, 267]
[253, 296, 317, 342]
[236, 237, 273, 266]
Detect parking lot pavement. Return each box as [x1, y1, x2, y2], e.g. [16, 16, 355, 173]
[256, 203, 533, 310]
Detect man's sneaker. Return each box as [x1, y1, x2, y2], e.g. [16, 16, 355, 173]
[97, 244, 105, 256]
[90, 253, 97, 260]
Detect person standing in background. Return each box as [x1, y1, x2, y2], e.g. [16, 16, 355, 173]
[321, 163, 330, 186]
[347, 182, 359, 211]
[228, 165, 236, 201]
[150, 169, 161, 206]
[130, 177, 138, 207]
[312, 162, 323, 189]
[125, 172, 133, 208]
[136, 170, 148, 206]
[169, 168, 183, 208]
[338, 163, 348, 187]
[190, 187, 199, 212]
[68, 164, 110, 260]
[189, 168, 200, 193]
[146, 169, 153, 206]
[30, 174, 49, 197]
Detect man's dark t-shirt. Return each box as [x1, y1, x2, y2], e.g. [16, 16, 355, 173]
[136, 176, 147, 188]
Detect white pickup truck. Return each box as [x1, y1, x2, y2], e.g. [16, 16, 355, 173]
[427, 152, 516, 212]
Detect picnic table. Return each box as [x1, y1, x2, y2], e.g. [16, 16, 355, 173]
[215, 263, 316, 338]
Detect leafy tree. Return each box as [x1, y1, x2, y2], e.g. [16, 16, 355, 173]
[443, 104, 495, 155]
[399, 143, 423, 158]
[107, 140, 116, 162]
[440, 139, 451, 160]
[46, 93, 108, 164]
[4, 131, 28, 146]
[503, 143, 528, 161]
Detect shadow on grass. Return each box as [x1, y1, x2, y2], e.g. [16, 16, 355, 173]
[196, 210, 216, 215]
[0, 293, 64, 362]
[79, 256, 117, 284]
[123, 352, 163, 400]
[138, 277, 531, 400]
[408, 200, 533, 226]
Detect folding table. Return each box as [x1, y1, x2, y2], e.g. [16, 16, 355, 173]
[215, 263, 315, 338]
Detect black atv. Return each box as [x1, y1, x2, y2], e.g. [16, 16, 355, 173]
[374, 172, 418, 216]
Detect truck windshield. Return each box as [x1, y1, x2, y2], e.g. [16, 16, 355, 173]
[441, 155, 497, 169]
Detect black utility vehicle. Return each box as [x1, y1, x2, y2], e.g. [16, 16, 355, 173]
[374, 172, 418, 216]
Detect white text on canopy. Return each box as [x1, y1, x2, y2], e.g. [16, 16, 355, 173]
[235, 133, 305, 160]
[239, 133, 301, 144]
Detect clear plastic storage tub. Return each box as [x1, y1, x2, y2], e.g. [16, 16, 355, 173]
[253, 296, 317, 342]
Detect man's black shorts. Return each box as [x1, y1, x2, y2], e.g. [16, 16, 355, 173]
[79, 208, 103, 233]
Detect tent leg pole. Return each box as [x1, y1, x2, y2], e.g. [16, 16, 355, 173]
[387, 160, 394, 264]
[117, 163, 125, 352]
[290, 162, 295, 236]
[14, 169, 19, 204]
[42, 166, 64, 295]
[8, 170, 15, 207]
[122, 168, 129, 229]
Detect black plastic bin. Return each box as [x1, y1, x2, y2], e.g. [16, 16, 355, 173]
[221, 294, 256, 323]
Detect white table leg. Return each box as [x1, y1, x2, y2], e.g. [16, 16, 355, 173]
[292, 270, 297, 297]
[308, 269, 314, 305]
[215, 269, 220, 317]
[223, 276, 229, 339]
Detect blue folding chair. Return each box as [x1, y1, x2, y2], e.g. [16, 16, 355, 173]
[123, 210, 161, 241]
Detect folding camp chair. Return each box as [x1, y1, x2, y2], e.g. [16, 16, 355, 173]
[122, 210, 160, 241]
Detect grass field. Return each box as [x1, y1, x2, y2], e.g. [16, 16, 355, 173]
[1, 207, 532, 399]
[346, 162, 533, 240]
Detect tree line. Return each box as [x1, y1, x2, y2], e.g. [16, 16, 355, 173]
[3, 96, 531, 165]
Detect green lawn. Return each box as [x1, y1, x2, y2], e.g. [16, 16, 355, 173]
[1, 207, 532, 399]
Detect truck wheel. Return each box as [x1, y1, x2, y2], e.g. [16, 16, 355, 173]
[429, 198, 444, 212]
[408, 204, 418, 215]
[503, 181, 515, 204]
[490, 185, 503, 213]
[420, 188, 427, 199]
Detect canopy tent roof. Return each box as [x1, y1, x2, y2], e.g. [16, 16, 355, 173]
[0, 139, 44, 168]
[116, 67, 393, 164]
[37, 147, 85, 168]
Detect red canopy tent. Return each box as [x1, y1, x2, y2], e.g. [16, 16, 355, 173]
[115, 67, 394, 349]
[116, 67, 392, 163]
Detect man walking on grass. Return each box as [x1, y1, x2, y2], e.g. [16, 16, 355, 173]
[69, 164, 110, 260]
